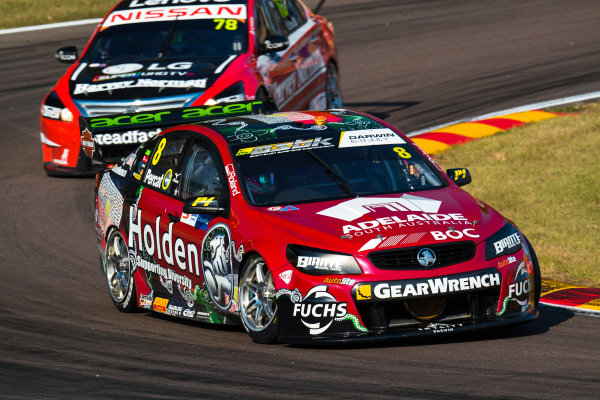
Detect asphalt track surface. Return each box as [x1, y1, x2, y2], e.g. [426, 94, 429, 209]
[1, 1, 599, 398]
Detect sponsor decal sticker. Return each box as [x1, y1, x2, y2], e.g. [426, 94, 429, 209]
[322, 277, 356, 285]
[281, 286, 348, 335]
[319, 195, 475, 238]
[134, 255, 193, 289]
[498, 261, 533, 315]
[129, 209, 202, 286]
[53, 148, 70, 166]
[161, 169, 173, 190]
[279, 270, 292, 285]
[88, 101, 263, 129]
[225, 164, 241, 197]
[81, 128, 95, 158]
[353, 270, 501, 301]
[418, 322, 463, 333]
[102, 5, 247, 28]
[139, 293, 153, 309]
[97, 174, 124, 235]
[494, 233, 521, 255]
[430, 228, 479, 240]
[94, 62, 193, 81]
[102, 63, 143, 74]
[74, 78, 207, 94]
[180, 212, 211, 230]
[236, 137, 334, 157]
[338, 128, 405, 148]
[153, 297, 169, 313]
[94, 128, 161, 146]
[497, 256, 517, 268]
[200, 223, 234, 311]
[318, 194, 442, 222]
[297, 256, 343, 273]
[182, 308, 195, 318]
[111, 164, 128, 177]
[144, 167, 168, 189]
[267, 205, 299, 212]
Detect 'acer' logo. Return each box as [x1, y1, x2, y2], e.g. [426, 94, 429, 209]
[88, 101, 263, 128]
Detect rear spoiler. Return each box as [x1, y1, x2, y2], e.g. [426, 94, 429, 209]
[80, 99, 277, 163]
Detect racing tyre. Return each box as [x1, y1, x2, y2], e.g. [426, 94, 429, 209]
[325, 63, 343, 109]
[239, 255, 278, 343]
[105, 229, 137, 312]
[255, 87, 270, 101]
[524, 236, 542, 307]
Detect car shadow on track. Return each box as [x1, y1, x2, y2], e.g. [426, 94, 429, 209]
[140, 304, 574, 348]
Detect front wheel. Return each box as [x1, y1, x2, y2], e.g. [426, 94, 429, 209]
[239, 255, 278, 343]
[524, 236, 542, 307]
[325, 63, 343, 109]
[105, 229, 137, 312]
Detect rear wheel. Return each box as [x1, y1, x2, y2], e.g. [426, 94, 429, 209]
[105, 229, 137, 312]
[239, 255, 278, 343]
[325, 63, 343, 109]
[524, 236, 541, 307]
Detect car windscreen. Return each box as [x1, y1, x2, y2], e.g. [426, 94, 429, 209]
[234, 137, 446, 206]
[86, 19, 248, 64]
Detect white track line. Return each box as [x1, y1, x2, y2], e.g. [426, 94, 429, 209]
[0, 19, 101, 35]
[407, 91, 600, 136]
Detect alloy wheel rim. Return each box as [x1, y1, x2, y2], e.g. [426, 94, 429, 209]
[240, 259, 276, 332]
[106, 232, 131, 303]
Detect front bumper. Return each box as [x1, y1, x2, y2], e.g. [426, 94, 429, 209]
[43, 147, 104, 177]
[277, 309, 539, 345]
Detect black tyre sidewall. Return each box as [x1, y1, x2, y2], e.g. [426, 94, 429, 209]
[239, 256, 279, 344]
[325, 63, 342, 109]
[524, 236, 542, 307]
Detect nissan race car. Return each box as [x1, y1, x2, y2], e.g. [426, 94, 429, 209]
[41, 0, 340, 176]
[84, 100, 540, 344]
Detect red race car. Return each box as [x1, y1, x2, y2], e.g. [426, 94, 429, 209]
[83, 99, 540, 344]
[41, 0, 340, 175]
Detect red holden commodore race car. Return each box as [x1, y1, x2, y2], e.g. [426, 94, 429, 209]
[83, 100, 540, 344]
[41, 0, 340, 176]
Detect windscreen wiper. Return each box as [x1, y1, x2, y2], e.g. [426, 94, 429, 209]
[158, 18, 179, 60]
[306, 150, 358, 198]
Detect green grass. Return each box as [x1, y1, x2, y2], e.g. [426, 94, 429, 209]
[433, 103, 600, 287]
[0, 0, 118, 29]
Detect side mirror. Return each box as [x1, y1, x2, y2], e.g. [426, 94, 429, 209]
[183, 196, 225, 215]
[260, 35, 289, 54]
[55, 46, 78, 63]
[446, 168, 471, 186]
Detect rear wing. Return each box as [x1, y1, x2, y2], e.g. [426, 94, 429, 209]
[79, 99, 277, 163]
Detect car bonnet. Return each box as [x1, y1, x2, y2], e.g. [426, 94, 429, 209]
[259, 186, 507, 255]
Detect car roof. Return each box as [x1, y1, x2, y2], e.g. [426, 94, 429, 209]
[194, 110, 393, 147]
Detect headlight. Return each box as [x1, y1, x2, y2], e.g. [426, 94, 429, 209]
[485, 222, 522, 260]
[204, 81, 245, 105]
[286, 245, 362, 275]
[42, 91, 73, 122]
[60, 107, 73, 122]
